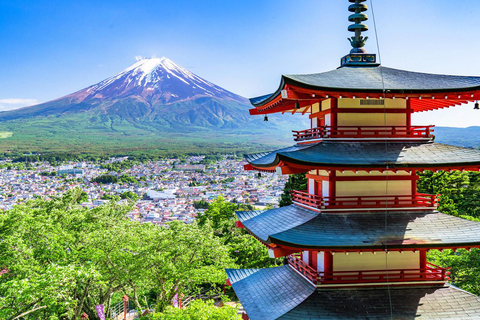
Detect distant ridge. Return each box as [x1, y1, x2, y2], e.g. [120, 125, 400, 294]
[435, 126, 480, 148]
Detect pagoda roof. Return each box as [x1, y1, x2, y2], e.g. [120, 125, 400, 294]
[251, 65, 480, 107]
[226, 265, 480, 320]
[245, 142, 480, 171]
[236, 205, 480, 250]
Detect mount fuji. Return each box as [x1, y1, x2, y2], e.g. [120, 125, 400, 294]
[0, 57, 252, 128]
[0, 57, 299, 154]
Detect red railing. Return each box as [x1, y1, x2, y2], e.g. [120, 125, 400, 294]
[293, 126, 434, 141]
[291, 190, 438, 210]
[318, 262, 448, 284]
[322, 193, 438, 209]
[287, 255, 449, 285]
[290, 190, 323, 209]
[287, 254, 318, 284]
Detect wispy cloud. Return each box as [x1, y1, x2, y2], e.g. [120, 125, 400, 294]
[0, 98, 38, 112]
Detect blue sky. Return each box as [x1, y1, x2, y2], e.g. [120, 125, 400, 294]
[1, 0, 480, 127]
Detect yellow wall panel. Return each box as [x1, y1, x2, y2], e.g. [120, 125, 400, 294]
[337, 113, 406, 127]
[336, 180, 411, 196]
[321, 99, 331, 111]
[338, 98, 407, 109]
[333, 251, 419, 271]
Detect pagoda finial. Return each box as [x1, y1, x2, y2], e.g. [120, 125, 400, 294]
[348, 0, 369, 53]
[340, 0, 377, 66]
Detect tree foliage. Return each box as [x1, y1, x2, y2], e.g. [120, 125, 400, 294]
[417, 170, 480, 217]
[0, 190, 234, 319]
[279, 173, 307, 207]
[120, 191, 139, 201]
[91, 174, 118, 184]
[140, 300, 239, 320]
[418, 171, 480, 296]
[198, 196, 276, 269]
[193, 200, 210, 209]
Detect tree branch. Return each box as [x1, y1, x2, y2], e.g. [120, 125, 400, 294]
[12, 305, 47, 320]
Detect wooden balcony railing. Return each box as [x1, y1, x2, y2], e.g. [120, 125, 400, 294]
[293, 125, 435, 141]
[290, 190, 323, 209]
[287, 254, 318, 284]
[291, 190, 439, 210]
[318, 262, 448, 284]
[287, 255, 449, 285]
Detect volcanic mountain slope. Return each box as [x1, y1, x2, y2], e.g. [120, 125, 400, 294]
[0, 57, 302, 154]
[0, 57, 255, 130]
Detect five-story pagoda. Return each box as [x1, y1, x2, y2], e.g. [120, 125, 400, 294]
[226, 1, 480, 319]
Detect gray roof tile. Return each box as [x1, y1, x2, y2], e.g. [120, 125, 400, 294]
[246, 142, 480, 169]
[239, 205, 480, 249]
[228, 266, 480, 319]
[281, 285, 480, 320]
[250, 66, 480, 107]
[226, 266, 315, 320]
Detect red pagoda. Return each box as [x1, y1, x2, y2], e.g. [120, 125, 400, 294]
[226, 1, 480, 319]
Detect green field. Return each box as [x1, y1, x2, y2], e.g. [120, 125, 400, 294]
[0, 113, 291, 157]
[0, 131, 12, 139]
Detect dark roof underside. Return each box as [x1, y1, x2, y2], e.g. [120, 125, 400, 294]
[227, 265, 480, 320]
[250, 66, 480, 106]
[237, 205, 480, 249]
[245, 142, 480, 169]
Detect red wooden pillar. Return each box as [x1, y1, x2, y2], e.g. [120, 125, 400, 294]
[122, 295, 129, 320]
[324, 251, 334, 282]
[419, 250, 427, 279]
[411, 170, 418, 195]
[329, 170, 336, 200]
[331, 98, 338, 128]
[316, 180, 322, 197]
[406, 99, 412, 128]
[309, 251, 318, 271]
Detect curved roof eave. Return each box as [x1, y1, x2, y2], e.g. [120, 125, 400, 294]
[250, 77, 286, 107]
[249, 66, 480, 108]
[239, 206, 480, 250]
[246, 142, 480, 169]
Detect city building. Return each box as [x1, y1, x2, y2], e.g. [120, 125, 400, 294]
[226, 1, 480, 319]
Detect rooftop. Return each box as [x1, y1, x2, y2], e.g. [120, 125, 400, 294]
[226, 265, 480, 320]
[245, 142, 480, 171]
[237, 205, 480, 250]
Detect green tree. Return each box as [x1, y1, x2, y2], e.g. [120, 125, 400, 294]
[78, 190, 89, 203]
[193, 200, 210, 209]
[0, 189, 234, 318]
[120, 191, 139, 201]
[279, 173, 307, 207]
[101, 193, 121, 201]
[140, 221, 234, 312]
[141, 300, 239, 320]
[428, 247, 480, 296]
[198, 196, 276, 269]
[119, 174, 138, 185]
[418, 171, 480, 296]
[91, 174, 118, 184]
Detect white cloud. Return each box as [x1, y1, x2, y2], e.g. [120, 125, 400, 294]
[0, 98, 38, 112]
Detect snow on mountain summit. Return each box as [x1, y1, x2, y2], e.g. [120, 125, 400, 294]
[82, 57, 245, 104]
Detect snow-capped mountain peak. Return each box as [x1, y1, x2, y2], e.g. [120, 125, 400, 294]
[81, 57, 245, 104]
